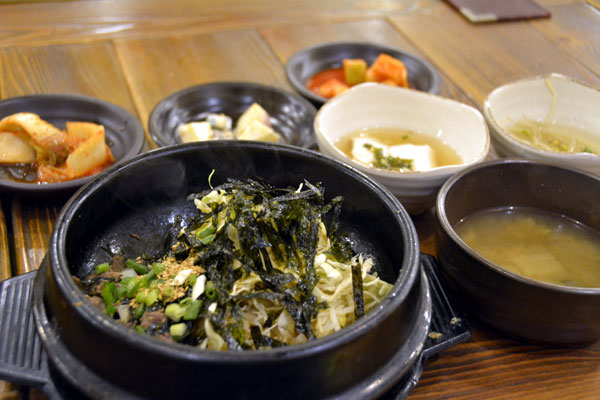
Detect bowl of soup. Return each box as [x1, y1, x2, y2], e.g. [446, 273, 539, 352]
[436, 159, 600, 344]
[314, 83, 490, 214]
[483, 73, 600, 175]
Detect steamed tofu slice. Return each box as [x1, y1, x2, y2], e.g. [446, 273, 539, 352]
[237, 120, 281, 142]
[351, 137, 436, 171]
[178, 122, 214, 143]
[235, 103, 270, 134]
[388, 144, 436, 171]
[351, 137, 380, 165]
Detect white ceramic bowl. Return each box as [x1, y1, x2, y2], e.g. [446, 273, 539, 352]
[314, 83, 490, 215]
[483, 73, 600, 175]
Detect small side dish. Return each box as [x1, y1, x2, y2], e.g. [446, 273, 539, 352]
[307, 53, 409, 99]
[178, 102, 281, 144]
[483, 73, 600, 175]
[0, 112, 114, 183]
[76, 178, 392, 350]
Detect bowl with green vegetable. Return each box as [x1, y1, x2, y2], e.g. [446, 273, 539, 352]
[484, 73, 600, 175]
[22, 141, 436, 399]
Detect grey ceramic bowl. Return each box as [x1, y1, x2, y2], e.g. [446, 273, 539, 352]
[285, 42, 441, 106]
[435, 159, 600, 345]
[148, 82, 317, 149]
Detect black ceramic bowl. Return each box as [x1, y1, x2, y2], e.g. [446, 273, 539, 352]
[285, 41, 441, 106]
[39, 141, 429, 399]
[148, 82, 317, 149]
[435, 159, 600, 344]
[0, 94, 145, 196]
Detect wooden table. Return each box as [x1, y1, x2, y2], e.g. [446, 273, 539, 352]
[0, 0, 599, 398]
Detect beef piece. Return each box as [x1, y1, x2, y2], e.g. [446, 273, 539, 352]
[112, 255, 125, 271]
[72, 276, 84, 290]
[87, 295, 105, 312]
[89, 282, 104, 296]
[100, 270, 121, 281]
[140, 310, 168, 330]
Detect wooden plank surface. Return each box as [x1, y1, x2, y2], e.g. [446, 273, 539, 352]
[0, 0, 438, 48]
[534, 1, 600, 78]
[10, 198, 60, 274]
[115, 28, 290, 144]
[0, 199, 10, 282]
[388, 1, 600, 106]
[412, 323, 600, 400]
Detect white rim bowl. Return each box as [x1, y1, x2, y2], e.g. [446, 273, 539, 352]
[314, 83, 490, 214]
[483, 73, 600, 175]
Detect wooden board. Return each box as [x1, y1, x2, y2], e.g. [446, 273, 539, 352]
[0, 199, 10, 282]
[388, 1, 600, 106]
[0, 0, 439, 48]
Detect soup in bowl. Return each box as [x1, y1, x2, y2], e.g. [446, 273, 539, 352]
[435, 159, 600, 344]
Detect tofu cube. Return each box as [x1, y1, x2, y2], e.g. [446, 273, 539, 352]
[178, 122, 214, 143]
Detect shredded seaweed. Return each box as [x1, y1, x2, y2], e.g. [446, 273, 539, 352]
[80, 177, 393, 351]
[351, 261, 365, 318]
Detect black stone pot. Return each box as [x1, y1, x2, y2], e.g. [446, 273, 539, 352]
[0, 142, 470, 399]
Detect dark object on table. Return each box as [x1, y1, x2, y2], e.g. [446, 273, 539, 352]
[444, 0, 551, 23]
[1, 141, 428, 399]
[285, 42, 440, 106]
[0, 253, 470, 400]
[0, 94, 144, 196]
[148, 82, 317, 149]
[436, 159, 600, 344]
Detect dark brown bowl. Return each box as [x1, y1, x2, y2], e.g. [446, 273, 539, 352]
[435, 159, 600, 345]
[39, 141, 430, 399]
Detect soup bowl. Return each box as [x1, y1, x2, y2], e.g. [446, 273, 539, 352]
[436, 159, 600, 344]
[315, 83, 490, 215]
[23, 141, 432, 399]
[483, 73, 600, 175]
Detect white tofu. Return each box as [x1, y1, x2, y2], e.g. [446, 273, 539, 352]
[177, 121, 214, 143]
[351, 137, 436, 171]
[235, 103, 270, 134]
[237, 120, 281, 142]
[388, 144, 436, 171]
[351, 137, 383, 165]
[206, 113, 232, 131]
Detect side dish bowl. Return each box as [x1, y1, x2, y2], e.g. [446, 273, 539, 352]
[435, 159, 600, 344]
[314, 83, 490, 215]
[483, 73, 600, 175]
[148, 82, 317, 149]
[286, 41, 441, 105]
[0, 94, 145, 196]
[37, 141, 430, 399]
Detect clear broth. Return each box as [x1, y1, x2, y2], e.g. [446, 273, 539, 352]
[334, 128, 462, 171]
[507, 119, 600, 155]
[455, 207, 600, 288]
